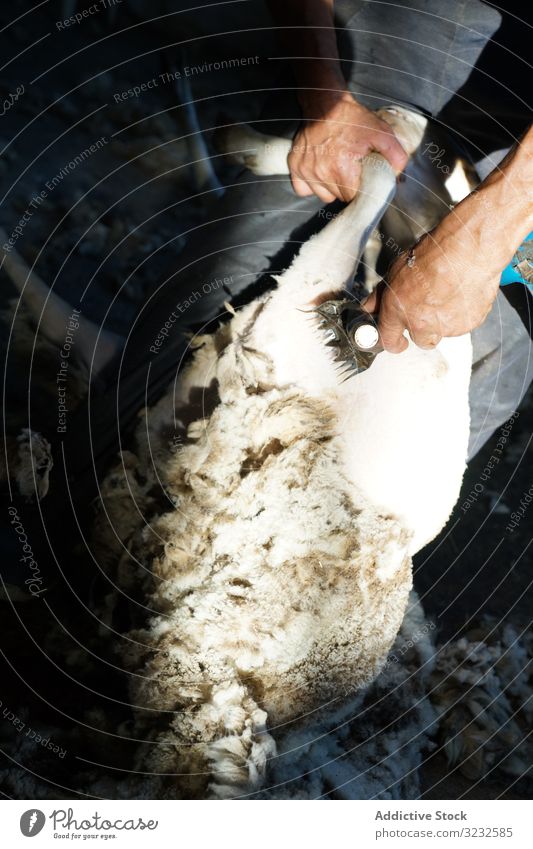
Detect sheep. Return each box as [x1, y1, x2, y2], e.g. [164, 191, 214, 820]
[93, 106, 472, 798]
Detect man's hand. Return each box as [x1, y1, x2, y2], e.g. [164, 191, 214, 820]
[267, 0, 407, 202]
[289, 93, 408, 203]
[361, 227, 501, 352]
[361, 137, 533, 353]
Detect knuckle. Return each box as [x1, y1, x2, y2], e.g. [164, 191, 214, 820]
[413, 332, 441, 349]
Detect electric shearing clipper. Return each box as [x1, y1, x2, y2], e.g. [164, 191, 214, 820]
[313, 299, 383, 380]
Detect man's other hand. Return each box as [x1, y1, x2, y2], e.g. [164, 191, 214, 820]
[288, 93, 408, 203]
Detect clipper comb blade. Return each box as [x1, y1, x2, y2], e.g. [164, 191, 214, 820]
[313, 299, 383, 380]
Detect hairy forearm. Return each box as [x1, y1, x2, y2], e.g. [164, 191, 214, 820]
[368, 124, 533, 352]
[438, 124, 533, 271]
[267, 0, 350, 115]
[267, 2, 410, 201]
[482, 124, 533, 234]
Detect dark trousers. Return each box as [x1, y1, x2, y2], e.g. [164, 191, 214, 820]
[65, 0, 533, 507]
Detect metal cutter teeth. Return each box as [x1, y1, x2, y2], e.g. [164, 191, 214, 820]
[323, 328, 338, 344]
[312, 298, 382, 380]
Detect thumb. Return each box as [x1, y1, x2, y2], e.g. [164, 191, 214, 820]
[362, 289, 408, 352]
[360, 289, 378, 313]
[375, 289, 410, 352]
[360, 279, 386, 314]
[372, 133, 409, 174]
[378, 308, 409, 353]
[291, 176, 314, 197]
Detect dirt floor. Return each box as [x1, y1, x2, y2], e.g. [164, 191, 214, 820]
[0, 1, 531, 800]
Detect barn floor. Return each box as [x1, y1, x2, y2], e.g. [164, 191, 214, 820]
[0, 1, 531, 800]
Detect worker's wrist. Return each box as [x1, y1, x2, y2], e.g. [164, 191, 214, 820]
[481, 165, 533, 239]
[298, 85, 357, 119]
[513, 128, 533, 215]
[427, 179, 528, 282]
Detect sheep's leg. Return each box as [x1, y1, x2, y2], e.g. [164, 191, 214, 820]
[216, 106, 432, 292]
[246, 151, 398, 396]
[215, 123, 293, 176]
[362, 229, 384, 292]
[216, 106, 427, 179]
[216, 107, 428, 293]
[281, 152, 397, 294]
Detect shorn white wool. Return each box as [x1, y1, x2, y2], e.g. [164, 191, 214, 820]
[96, 111, 472, 799]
